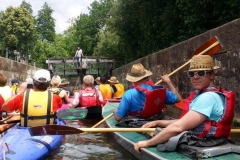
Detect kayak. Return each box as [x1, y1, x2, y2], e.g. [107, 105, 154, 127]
[0, 118, 65, 160]
[102, 102, 240, 160]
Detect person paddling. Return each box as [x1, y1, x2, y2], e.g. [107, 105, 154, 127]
[113, 63, 182, 121]
[134, 55, 235, 154]
[108, 76, 125, 98]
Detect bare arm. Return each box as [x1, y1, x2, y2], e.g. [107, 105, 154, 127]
[142, 119, 178, 128]
[161, 74, 183, 101]
[134, 110, 207, 154]
[113, 107, 122, 121]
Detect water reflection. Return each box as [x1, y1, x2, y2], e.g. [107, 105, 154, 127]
[49, 119, 138, 160]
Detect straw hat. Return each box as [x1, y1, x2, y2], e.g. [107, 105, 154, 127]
[60, 78, 70, 85]
[108, 76, 119, 83]
[186, 55, 220, 72]
[95, 77, 100, 82]
[126, 63, 152, 82]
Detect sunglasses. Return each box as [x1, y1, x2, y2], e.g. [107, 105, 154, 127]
[187, 71, 210, 78]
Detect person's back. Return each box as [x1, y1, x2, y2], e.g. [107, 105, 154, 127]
[99, 77, 112, 99]
[2, 69, 62, 127]
[108, 76, 125, 98]
[50, 75, 71, 104]
[71, 75, 103, 108]
[113, 63, 180, 121]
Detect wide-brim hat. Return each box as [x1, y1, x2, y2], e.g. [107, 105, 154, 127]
[185, 55, 220, 72]
[60, 78, 70, 85]
[108, 76, 119, 83]
[126, 63, 152, 82]
[95, 77, 100, 82]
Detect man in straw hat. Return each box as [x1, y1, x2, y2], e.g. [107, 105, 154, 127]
[134, 55, 235, 154]
[108, 76, 125, 98]
[113, 63, 182, 121]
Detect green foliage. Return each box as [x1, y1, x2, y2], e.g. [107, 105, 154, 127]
[20, 0, 33, 14]
[35, 2, 55, 42]
[0, 6, 37, 56]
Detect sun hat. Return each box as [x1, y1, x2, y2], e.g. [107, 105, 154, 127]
[108, 76, 119, 83]
[25, 77, 33, 84]
[126, 63, 152, 82]
[95, 77, 100, 82]
[60, 78, 70, 85]
[11, 78, 20, 83]
[185, 55, 220, 72]
[33, 69, 51, 83]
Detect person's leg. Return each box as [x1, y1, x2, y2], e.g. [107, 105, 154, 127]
[77, 57, 80, 68]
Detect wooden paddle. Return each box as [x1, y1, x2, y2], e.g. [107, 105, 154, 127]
[28, 125, 240, 136]
[155, 36, 222, 85]
[91, 37, 222, 128]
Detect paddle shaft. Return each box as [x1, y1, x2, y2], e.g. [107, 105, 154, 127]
[84, 128, 240, 133]
[155, 41, 220, 85]
[91, 113, 113, 128]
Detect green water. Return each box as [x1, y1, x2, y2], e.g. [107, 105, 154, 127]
[48, 119, 138, 160]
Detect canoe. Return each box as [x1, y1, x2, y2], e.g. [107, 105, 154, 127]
[0, 119, 65, 160]
[102, 102, 240, 160]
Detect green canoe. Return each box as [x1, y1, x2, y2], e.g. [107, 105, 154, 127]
[102, 102, 240, 160]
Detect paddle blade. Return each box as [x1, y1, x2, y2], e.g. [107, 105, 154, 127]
[174, 100, 185, 110]
[56, 108, 88, 120]
[191, 36, 223, 57]
[28, 125, 83, 136]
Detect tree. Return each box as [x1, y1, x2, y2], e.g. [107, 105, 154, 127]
[20, 0, 33, 14]
[0, 6, 37, 60]
[35, 2, 55, 42]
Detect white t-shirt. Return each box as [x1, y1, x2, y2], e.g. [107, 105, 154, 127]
[75, 49, 83, 57]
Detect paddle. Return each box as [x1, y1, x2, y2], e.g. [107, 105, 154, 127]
[155, 36, 222, 85]
[91, 36, 222, 128]
[0, 108, 88, 120]
[28, 125, 240, 136]
[56, 108, 88, 120]
[0, 120, 20, 124]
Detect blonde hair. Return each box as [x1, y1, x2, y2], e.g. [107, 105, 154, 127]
[51, 75, 61, 87]
[83, 75, 94, 87]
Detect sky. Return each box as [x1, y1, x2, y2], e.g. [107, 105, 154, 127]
[0, 0, 95, 34]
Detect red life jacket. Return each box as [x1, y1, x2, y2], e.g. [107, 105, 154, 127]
[79, 88, 100, 107]
[133, 82, 167, 118]
[181, 87, 235, 138]
[0, 94, 4, 110]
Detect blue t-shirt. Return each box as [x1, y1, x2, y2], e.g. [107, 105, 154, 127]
[190, 92, 225, 122]
[116, 84, 178, 118]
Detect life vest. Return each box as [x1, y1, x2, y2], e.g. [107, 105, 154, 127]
[79, 88, 101, 107]
[20, 89, 55, 127]
[131, 83, 167, 118]
[0, 86, 13, 101]
[113, 83, 125, 98]
[181, 87, 235, 138]
[99, 84, 112, 99]
[0, 94, 4, 109]
[50, 88, 67, 104]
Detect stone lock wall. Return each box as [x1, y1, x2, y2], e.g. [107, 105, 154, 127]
[112, 18, 240, 120]
[0, 57, 38, 85]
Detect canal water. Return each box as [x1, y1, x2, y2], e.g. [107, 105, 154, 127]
[48, 118, 138, 160]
